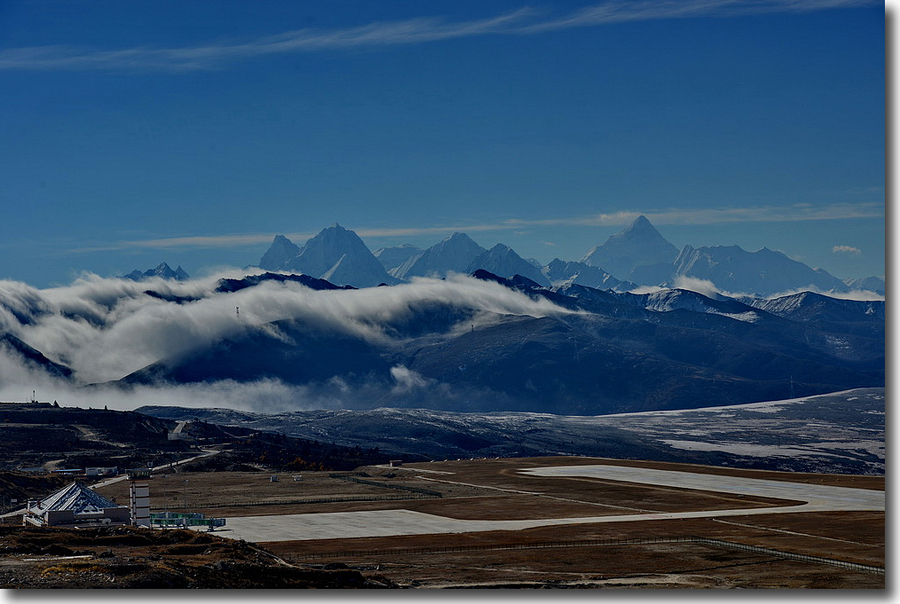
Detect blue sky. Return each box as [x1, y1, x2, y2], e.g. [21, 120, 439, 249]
[0, 0, 885, 287]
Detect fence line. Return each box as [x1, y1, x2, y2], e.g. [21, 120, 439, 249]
[692, 537, 885, 576]
[288, 535, 885, 575]
[163, 492, 436, 509]
[291, 536, 695, 560]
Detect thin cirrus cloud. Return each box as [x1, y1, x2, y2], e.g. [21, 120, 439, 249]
[0, 0, 876, 72]
[75, 201, 884, 252]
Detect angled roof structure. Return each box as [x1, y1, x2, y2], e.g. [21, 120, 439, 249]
[38, 481, 118, 514]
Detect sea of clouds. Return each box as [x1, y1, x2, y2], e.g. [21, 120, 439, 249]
[0, 269, 883, 413]
[0, 270, 574, 412]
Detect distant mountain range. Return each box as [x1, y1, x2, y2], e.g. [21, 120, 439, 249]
[674, 245, 850, 297]
[127, 217, 882, 298]
[249, 216, 883, 296]
[122, 262, 189, 282]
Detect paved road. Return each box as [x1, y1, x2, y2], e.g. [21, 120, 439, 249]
[209, 464, 884, 543]
[0, 449, 221, 519]
[90, 448, 221, 489]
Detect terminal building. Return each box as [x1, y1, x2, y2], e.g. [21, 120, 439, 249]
[22, 470, 224, 532]
[23, 482, 130, 528]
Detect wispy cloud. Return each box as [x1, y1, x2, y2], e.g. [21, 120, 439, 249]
[75, 200, 883, 252]
[832, 245, 863, 255]
[72, 233, 280, 253]
[0, 0, 876, 72]
[502, 201, 885, 228]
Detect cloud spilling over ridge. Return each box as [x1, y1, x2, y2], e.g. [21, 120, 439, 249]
[0, 356, 324, 413]
[665, 274, 885, 302]
[0, 269, 883, 413]
[672, 276, 721, 298]
[0, 270, 574, 387]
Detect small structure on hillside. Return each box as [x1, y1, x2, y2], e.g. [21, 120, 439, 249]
[24, 482, 130, 528]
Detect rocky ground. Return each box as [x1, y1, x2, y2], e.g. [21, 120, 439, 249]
[0, 525, 398, 588]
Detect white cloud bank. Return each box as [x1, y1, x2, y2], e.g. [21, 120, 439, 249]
[0, 271, 575, 410]
[0, 268, 882, 412]
[659, 275, 884, 302]
[671, 276, 721, 298]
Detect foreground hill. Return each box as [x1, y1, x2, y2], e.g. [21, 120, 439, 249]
[0, 402, 390, 480]
[0, 526, 396, 588]
[140, 388, 884, 475]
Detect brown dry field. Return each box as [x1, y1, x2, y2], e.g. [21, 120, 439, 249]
[95, 456, 886, 588]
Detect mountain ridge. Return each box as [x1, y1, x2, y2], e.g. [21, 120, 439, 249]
[252, 218, 882, 296]
[123, 263, 189, 282]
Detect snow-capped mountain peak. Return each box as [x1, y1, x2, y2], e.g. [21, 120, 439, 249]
[392, 232, 485, 279]
[581, 215, 679, 283]
[258, 224, 399, 287]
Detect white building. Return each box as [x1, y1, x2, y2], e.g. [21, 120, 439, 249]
[24, 482, 130, 528]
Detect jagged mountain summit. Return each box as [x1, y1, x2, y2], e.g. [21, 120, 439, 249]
[844, 276, 885, 295]
[392, 232, 486, 280]
[258, 235, 300, 271]
[542, 258, 633, 291]
[257, 224, 399, 288]
[673, 245, 850, 297]
[122, 263, 189, 281]
[372, 244, 423, 273]
[581, 215, 679, 284]
[466, 244, 550, 286]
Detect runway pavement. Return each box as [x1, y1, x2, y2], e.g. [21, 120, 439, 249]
[208, 464, 884, 543]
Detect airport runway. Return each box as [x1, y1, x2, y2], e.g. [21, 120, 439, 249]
[211, 464, 884, 543]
